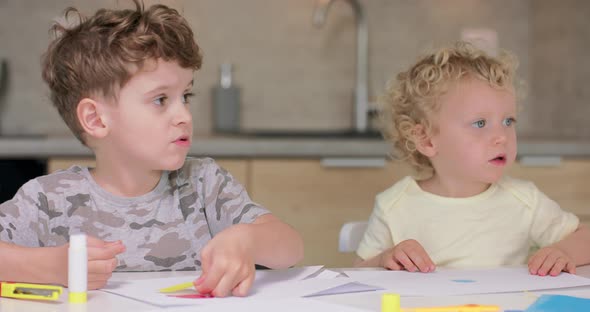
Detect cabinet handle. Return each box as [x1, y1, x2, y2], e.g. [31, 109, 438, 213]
[320, 157, 386, 168]
[518, 156, 562, 167]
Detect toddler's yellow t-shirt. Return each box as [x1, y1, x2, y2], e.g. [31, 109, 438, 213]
[356, 176, 579, 268]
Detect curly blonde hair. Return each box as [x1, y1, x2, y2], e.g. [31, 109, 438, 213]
[41, 0, 202, 145]
[379, 41, 519, 175]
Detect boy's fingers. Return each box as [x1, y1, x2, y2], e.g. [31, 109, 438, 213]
[85, 236, 123, 248]
[88, 280, 109, 290]
[88, 243, 126, 261]
[212, 272, 239, 298]
[104, 240, 123, 247]
[232, 273, 255, 297]
[85, 236, 107, 247]
[195, 267, 223, 295]
[88, 258, 118, 274]
[88, 272, 113, 288]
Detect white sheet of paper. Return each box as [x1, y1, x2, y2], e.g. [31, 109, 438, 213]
[343, 267, 590, 296]
[101, 266, 353, 307]
[303, 281, 383, 297]
[142, 297, 371, 312]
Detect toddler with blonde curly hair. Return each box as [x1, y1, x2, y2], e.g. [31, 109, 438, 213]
[355, 42, 590, 276]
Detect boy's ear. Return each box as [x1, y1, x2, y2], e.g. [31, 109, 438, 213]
[77, 98, 109, 139]
[412, 124, 437, 158]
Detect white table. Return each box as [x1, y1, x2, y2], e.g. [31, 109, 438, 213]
[323, 265, 590, 311]
[1, 266, 589, 312]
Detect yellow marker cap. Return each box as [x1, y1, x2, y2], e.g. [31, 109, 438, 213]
[382, 293, 401, 312]
[69, 291, 87, 303]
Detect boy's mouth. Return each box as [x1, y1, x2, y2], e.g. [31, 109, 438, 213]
[174, 135, 191, 146]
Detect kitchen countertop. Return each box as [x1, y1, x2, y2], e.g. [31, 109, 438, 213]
[1, 135, 590, 158]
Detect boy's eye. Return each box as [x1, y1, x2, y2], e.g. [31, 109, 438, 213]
[153, 96, 167, 106]
[503, 117, 517, 127]
[472, 119, 486, 128]
[182, 92, 194, 104]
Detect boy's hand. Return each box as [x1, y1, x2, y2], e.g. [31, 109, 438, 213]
[195, 225, 255, 298]
[85, 236, 126, 289]
[528, 246, 576, 276]
[379, 239, 435, 273]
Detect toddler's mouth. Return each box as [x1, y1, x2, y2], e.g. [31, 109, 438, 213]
[489, 154, 507, 165]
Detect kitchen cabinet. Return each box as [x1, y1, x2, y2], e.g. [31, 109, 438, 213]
[507, 159, 590, 226]
[249, 159, 414, 267]
[47, 157, 590, 268]
[0, 159, 46, 202]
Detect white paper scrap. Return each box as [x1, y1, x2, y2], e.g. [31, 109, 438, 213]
[303, 281, 383, 297]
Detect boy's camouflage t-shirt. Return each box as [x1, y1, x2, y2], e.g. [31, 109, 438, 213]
[0, 157, 269, 271]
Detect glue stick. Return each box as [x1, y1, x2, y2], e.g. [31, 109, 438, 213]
[68, 233, 87, 303]
[382, 293, 401, 312]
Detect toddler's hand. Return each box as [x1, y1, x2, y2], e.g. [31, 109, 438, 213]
[195, 225, 255, 297]
[379, 239, 435, 273]
[85, 236, 126, 289]
[528, 246, 575, 276]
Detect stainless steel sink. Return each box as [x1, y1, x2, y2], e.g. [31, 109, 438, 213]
[238, 130, 383, 139]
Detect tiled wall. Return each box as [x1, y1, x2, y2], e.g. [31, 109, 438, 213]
[530, 0, 590, 139]
[0, 0, 586, 139]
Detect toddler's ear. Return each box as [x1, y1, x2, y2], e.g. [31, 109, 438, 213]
[77, 98, 109, 139]
[412, 124, 436, 157]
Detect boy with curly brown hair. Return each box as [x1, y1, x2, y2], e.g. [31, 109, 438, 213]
[0, 1, 303, 297]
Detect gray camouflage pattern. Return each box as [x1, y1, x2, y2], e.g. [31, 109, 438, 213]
[0, 157, 269, 271]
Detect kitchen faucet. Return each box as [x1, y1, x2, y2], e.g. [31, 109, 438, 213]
[313, 0, 369, 133]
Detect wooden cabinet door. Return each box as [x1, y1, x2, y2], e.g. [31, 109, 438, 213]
[249, 159, 413, 268]
[508, 159, 590, 227]
[216, 159, 249, 190]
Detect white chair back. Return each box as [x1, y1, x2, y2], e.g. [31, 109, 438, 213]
[338, 221, 368, 252]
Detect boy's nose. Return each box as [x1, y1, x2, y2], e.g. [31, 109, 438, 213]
[173, 102, 193, 125]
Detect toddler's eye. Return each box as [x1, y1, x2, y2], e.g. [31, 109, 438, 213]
[503, 117, 516, 127]
[153, 96, 167, 106]
[472, 119, 486, 128]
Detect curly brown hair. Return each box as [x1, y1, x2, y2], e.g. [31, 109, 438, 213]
[379, 41, 519, 175]
[41, 0, 202, 145]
